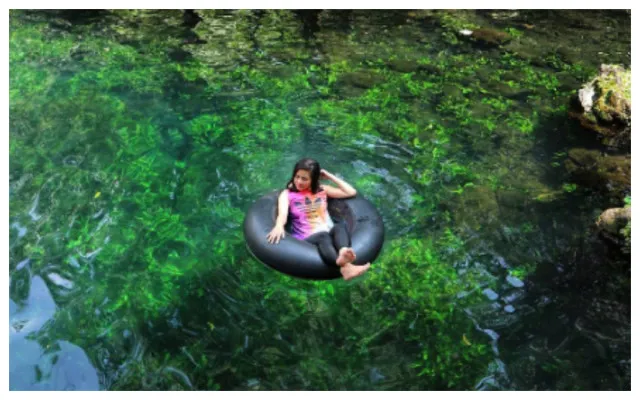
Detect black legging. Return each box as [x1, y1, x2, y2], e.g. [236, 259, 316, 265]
[305, 221, 351, 268]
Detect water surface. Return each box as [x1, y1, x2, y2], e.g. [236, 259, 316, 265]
[9, 9, 631, 390]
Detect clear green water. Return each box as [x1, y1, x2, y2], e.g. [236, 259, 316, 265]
[9, 10, 630, 390]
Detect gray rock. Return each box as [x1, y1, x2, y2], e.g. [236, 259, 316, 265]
[506, 275, 525, 288]
[483, 288, 499, 300]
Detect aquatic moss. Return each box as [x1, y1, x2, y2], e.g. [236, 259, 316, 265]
[9, 9, 630, 391]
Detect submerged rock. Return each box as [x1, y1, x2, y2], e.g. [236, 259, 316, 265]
[564, 148, 630, 201]
[505, 275, 525, 288]
[563, 46, 586, 65]
[463, 28, 512, 47]
[596, 206, 630, 235]
[569, 64, 631, 149]
[386, 58, 420, 73]
[488, 10, 520, 20]
[338, 71, 385, 89]
[447, 185, 500, 231]
[482, 288, 499, 301]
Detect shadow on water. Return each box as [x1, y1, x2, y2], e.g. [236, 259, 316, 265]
[467, 102, 631, 389]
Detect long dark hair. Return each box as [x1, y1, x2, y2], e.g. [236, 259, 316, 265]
[286, 158, 321, 193]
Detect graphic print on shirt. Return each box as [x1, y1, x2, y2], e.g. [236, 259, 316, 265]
[293, 196, 324, 231]
[288, 190, 334, 240]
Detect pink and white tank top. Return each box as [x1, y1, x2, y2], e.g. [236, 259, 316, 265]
[288, 189, 334, 240]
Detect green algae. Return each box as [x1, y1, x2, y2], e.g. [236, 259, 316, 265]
[9, 9, 630, 391]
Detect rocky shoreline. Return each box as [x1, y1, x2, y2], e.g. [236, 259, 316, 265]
[568, 64, 631, 251]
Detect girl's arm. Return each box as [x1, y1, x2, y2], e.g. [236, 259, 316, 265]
[275, 189, 289, 228]
[267, 190, 289, 244]
[320, 169, 357, 198]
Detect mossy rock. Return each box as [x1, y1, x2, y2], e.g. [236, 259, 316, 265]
[622, 219, 631, 254]
[593, 65, 631, 119]
[596, 206, 630, 235]
[596, 206, 631, 250]
[570, 64, 631, 149]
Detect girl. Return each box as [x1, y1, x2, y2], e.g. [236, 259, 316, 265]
[266, 158, 371, 280]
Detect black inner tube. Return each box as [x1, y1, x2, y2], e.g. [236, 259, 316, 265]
[244, 190, 384, 280]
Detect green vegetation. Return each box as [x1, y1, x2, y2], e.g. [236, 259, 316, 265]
[9, 9, 630, 391]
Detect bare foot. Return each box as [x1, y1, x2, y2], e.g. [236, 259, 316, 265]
[336, 247, 356, 267]
[345, 248, 356, 261]
[340, 262, 371, 280]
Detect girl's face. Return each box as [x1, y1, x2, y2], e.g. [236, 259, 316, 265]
[293, 169, 311, 191]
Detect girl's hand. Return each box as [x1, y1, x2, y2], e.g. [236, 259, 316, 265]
[266, 224, 285, 244]
[320, 169, 332, 181]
